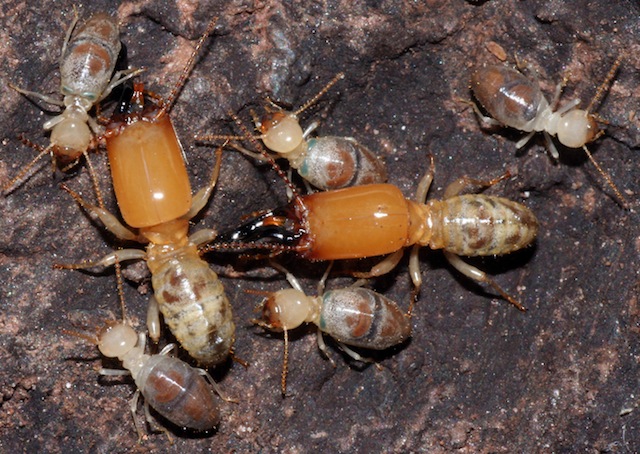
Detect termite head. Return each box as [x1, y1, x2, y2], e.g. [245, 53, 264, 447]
[63, 319, 137, 358]
[259, 288, 311, 331]
[557, 110, 600, 148]
[260, 111, 304, 154]
[50, 116, 92, 160]
[97, 321, 138, 358]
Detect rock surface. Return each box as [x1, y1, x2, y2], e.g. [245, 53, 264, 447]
[1, 0, 640, 452]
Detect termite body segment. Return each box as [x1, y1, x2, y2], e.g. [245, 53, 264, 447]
[258, 113, 388, 190]
[98, 322, 220, 432]
[295, 184, 537, 261]
[5, 12, 140, 193]
[202, 73, 387, 190]
[106, 84, 191, 227]
[263, 287, 410, 350]
[471, 65, 590, 152]
[58, 19, 234, 366]
[217, 158, 538, 310]
[59, 150, 234, 366]
[470, 59, 626, 205]
[256, 263, 411, 395]
[62, 87, 234, 365]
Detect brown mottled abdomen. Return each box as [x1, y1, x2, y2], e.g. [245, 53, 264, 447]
[152, 253, 235, 366]
[61, 13, 121, 98]
[471, 65, 544, 130]
[298, 137, 387, 190]
[137, 355, 220, 430]
[319, 288, 410, 350]
[428, 195, 538, 256]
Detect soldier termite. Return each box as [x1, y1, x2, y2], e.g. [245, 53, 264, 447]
[4, 11, 141, 197]
[211, 149, 539, 312]
[197, 72, 387, 191]
[254, 262, 411, 396]
[69, 320, 222, 437]
[55, 18, 236, 367]
[469, 56, 627, 207]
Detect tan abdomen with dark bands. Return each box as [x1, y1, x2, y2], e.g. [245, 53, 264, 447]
[428, 195, 538, 256]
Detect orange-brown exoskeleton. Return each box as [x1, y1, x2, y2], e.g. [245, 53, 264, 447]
[254, 262, 411, 395]
[5, 11, 141, 195]
[55, 19, 235, 367]
[213, 155, 538, 311]
[469, 57, 627, 206]
[198, 73, 387, 191]
[85, 321, 221, 435]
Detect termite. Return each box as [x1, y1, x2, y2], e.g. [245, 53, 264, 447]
[254, 262, 411, 395]
[55, 18, 235, 367]
[469, 56, 627, 206]
[71, 320, 222, 436]
[198, 73, 387, 191]
[5, 11, 141, 196]
[211, 152, 538, 311]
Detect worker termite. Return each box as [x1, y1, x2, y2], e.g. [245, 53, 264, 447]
[55, 18, 235, 367]
[469, 56, 627, 206]
[70, 320, 222, 437]
[254, 262, 411, 395]
[198, 72, 387, 191]
[5, 11, 141, 195]
[211, 152, 538, 311]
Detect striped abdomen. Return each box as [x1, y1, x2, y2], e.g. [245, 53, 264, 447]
[427, 194, 538, 256]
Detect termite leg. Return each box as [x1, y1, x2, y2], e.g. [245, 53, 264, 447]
[98, 68, 145, 102]
[515, 131, 537, 151]
[8, 83, 65, 107]
[352, 249, 405, 280]
[183, 144, 224, 220]
[190, 229, 218, 247]
[554, 97, 581, 116]
[147, 296, 161, 343]
[60, 184, 140, 241]
[128, 390, 146, 442]
[443, 171, 511, 199]
[53, 248, 147, 270]
[337, 342, 372, 364]
[58, 7, 79, 69]
[139, 398, 173, 443]
[443, 251, 525, 311]
[196, 368, 237, 403]
[316, 331, 337, 368]
[541, 132, 560, 160]
[415, 154, 435, 204]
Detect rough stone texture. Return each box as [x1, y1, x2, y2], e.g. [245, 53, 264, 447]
[1, 0, 640, 452]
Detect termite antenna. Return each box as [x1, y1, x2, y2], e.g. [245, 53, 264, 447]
[582, 145, 628, 209]
[281, 327, 290, 398]
[292, 72, 345, 117]
[228, 110, 301, 200]
[114, 257, 127, 321]
[156, 17, 218, 120]
[3, 139, 53, 194]
[62, 328, 100, 345]
[200, 241, 299, 256]
[80, 148, 105, 210]
[586, 55, 623, 114]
